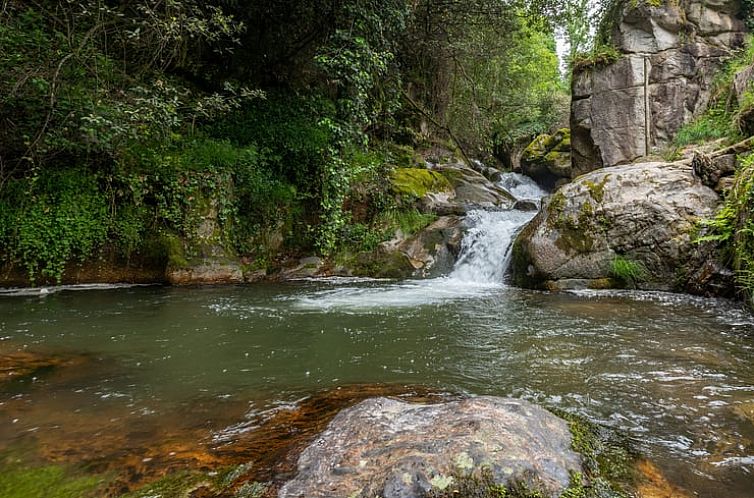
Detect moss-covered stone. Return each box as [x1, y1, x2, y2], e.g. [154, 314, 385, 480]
[583, 175, 610, 204]
[521, 129, 573, 186]
[391, 168, 452, 199]
[0, 463, 106, 498]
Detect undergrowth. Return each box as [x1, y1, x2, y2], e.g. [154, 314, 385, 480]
[695, 154, 754, 297]
[571, 45, 621, 72]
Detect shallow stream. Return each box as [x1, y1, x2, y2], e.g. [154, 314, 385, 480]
[1, 174, 754, 497]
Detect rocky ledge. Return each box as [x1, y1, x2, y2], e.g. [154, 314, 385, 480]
[279, 396, 582, 498]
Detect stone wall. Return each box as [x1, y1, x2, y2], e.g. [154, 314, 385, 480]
[571, 0, 748, 172]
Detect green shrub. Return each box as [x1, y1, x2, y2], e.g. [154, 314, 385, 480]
[673, 107, 739, 148]
[0, 169, 109, 283]
[696, 154, 754, 296]
[610, 256, 647, 286]
[571, 45, 621, 72]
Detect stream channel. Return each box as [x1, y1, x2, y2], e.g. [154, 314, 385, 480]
[1, 174, 753, 497]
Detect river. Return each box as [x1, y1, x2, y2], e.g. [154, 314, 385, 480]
[1, 174, 753, 497]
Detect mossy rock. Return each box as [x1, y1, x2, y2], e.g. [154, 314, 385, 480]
[391, 168, 452, 199]
[521, 133, 554, 163]
[521, 128, 573, 186]
[0, 462, 106, 498]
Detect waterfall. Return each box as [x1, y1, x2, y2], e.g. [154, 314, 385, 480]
[446, 173, 547, 284]
[293, 172, 547, 310]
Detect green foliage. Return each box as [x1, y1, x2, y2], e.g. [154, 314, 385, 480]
[340, 209, 437, 254]
[696, 154, 754, 296]
[610, 256, 647, 286]
[674, 108, 738, 147]
[673, 37, 754, 149]
[0, 170, 109, 283]
[571, 45, 621, 72]
[444, 16, 568, 157]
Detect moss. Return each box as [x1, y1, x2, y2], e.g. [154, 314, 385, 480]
[521, 134, 553, 162]
[555, 227, 595, 254]
[554, 411, 636, 498]
[572, 45, 621, 72]
[548, 191, 567, 219]
[162, 234, 190, 268]
[579, 201, 594, 222]
[522, 129, 571, 165]
[583, 175, 609, 203]
[118, 472, 207, 498]
[390, 168, 452, 199]
[0, 464, 106, 498]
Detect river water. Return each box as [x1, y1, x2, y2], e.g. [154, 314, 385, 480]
[1, 174, 753, 497]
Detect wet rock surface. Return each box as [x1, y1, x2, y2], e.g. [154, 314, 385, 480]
[279, 396, 581, 498]
[422, 163, 514, 215]
[511, 162, 726, 293]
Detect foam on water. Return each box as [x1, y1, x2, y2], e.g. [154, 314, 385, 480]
[294, 172, 545, 310]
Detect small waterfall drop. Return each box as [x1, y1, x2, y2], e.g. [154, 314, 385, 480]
[446, 172, 547, 284]
[294, 171, 547, 309]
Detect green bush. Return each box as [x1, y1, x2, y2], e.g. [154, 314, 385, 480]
[0, 169, 109, 283]
[571, 45, 621, 72]
[610, 256, 647, 286]
[696, 154, 754, 295]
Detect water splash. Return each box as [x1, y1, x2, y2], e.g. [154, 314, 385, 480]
[449, 209, 536, 284]
[498, 171, 549, 202]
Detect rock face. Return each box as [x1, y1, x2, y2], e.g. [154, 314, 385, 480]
[165, 196, 244, 285]
[572, 0, 747, 172]
[340, 216, 464, 278]
[511, 162, 727, 292]
[391, 164, 514, 216]
[279, 396, 581, 498]
[520, 129, 572, 187]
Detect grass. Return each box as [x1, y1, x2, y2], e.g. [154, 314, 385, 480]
[610, 256, 647, 286]
[571, 45, 621, 72]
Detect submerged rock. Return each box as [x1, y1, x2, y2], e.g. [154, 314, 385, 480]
[279, 396, 581, 498]
[511, 162, 727, 293]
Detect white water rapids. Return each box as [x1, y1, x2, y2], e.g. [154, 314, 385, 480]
[294, 172, 547, 310]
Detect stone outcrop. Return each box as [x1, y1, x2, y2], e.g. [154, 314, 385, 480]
[336, 215, 464, 278]
[279, 396, 581, 498]
[520, 128, 572, 187]
[165, 196, 244, 285]
[572, 0, 748, 172]
[511, 162, 732, 294]
[392, 164, 514, 216]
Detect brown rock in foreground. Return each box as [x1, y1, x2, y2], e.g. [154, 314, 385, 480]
[279, 396, 581, 498]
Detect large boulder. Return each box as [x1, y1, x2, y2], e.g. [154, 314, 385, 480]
[164, 195, 244, 285]
[511, 162, 728, 293]
[279, 396, 581, 498]
[571, 0, 747, 172]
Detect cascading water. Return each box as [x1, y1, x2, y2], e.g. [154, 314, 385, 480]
[294, 171, 547, 309]
[445, 172, 547, 284]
